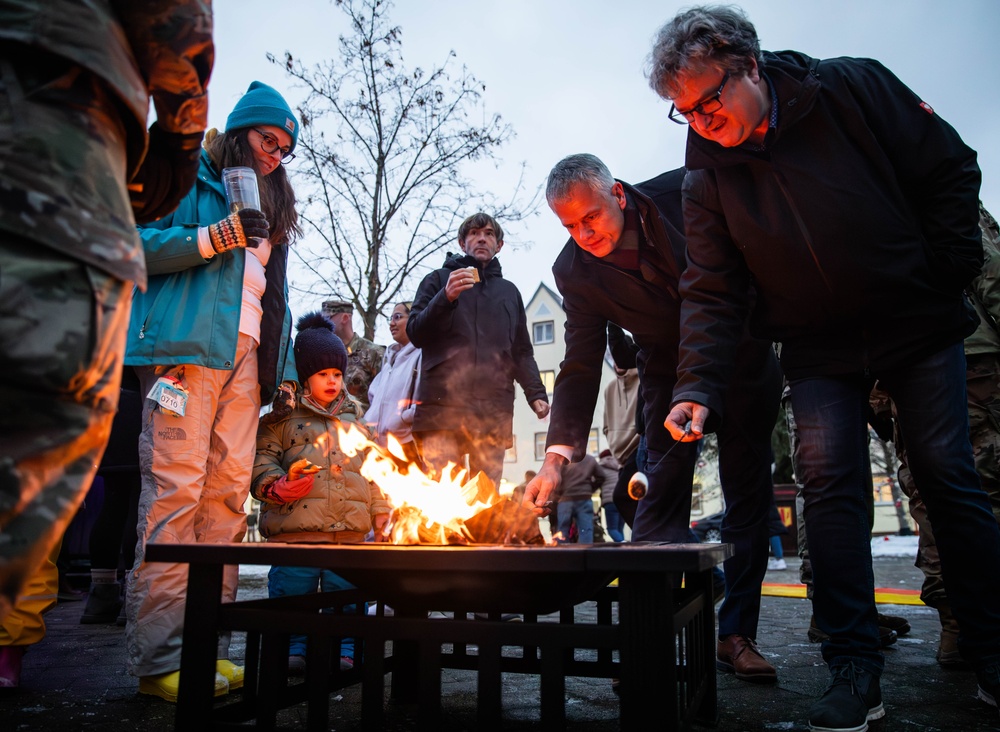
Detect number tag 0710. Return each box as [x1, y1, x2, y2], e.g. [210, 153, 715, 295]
[146, 376, 188, 417]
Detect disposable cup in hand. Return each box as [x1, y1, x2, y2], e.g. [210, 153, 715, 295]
[221, 166, 264, 247]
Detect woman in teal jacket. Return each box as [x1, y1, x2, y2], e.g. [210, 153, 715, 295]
[123, 81, 301, 703]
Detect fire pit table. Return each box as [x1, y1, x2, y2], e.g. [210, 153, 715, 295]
[144, 540, 730, 731]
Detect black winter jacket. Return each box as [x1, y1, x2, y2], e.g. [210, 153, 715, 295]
[675, 51, 981, 415]
[406, 252, 547, 440]
[546, 171, 778, 455]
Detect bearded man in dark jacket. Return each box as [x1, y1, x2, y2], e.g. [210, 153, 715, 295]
[524, 153, 782, 684]
[647, 6, 1000, 731]
[407, 212, 549, 490]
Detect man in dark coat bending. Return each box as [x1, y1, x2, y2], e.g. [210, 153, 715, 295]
[407, 212, 549, 491]
[524, 153, 782, 683]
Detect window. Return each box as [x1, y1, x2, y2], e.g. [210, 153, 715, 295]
[533, 320, 554, 345]
[540, 370, 555, 399]
[587, 428, 599, 456]
[534, 433, 547, 460]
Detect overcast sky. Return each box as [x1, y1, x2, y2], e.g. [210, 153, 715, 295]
[211, 0, 1000, 342]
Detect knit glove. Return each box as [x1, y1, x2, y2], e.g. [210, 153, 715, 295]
[207, 209, 269, 253]
[260, 473, 315, 504]
[260, 381, 297, 425]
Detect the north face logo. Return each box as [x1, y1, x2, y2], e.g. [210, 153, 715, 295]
[157, 427, 187, 441]
[285, 117, 295, 133]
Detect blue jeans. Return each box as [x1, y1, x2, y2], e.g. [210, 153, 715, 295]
[603, 502, 625, 542]
[268, 565, 359, 660]
[790, 343, 1000, 675]
[556, 499, 594, 543]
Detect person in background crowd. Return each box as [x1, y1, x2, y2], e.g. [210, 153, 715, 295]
[407, 212, 549, 490]
[525, 154, 781, 685]
[79, 367, 143, 626]
[554, 452, 601, 544]
[597, 450, 625, 542]
[364, 302, 422, 469]
[765, 497, 787, 571]
[253, 313, 391, 676]
[605, 324, 644, 527]
[123, 80, 300, 703]
[650, 6, 1000, 729]
[0, 0, 212, 687]
[322, 299, 385, 413]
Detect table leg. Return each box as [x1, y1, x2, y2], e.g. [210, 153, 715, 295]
[617, 571, 674, 729]
[175, 561, 224, 727]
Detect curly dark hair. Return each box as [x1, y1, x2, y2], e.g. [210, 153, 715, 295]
[646, 5, 763, 100]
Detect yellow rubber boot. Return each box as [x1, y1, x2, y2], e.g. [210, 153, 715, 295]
[216, 659, 244, 690]
[138, 670, 228, 703]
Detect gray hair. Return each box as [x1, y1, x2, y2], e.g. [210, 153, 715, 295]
[646, 5, 763, 100]
[545, 154, 617, 206]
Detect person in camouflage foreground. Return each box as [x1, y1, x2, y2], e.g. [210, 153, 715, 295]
[0, 0, 213, 685]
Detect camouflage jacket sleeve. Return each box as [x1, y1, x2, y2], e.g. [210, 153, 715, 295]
[113, 0, 213, 136]
[113, 1, 213, 222]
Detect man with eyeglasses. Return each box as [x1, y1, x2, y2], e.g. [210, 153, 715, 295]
[647, 6, 1000, 731]
[525, 153, 781, 683]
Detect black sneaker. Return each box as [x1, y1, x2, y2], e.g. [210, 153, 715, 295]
[808, 661, 884, 732]
[976, 663, 1000, 721]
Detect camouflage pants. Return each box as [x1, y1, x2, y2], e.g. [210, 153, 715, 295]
[0, 234, 130, 619]
[896, 353, 1000, 607]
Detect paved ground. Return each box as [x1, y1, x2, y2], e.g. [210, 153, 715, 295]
[2, 544, 999, 731]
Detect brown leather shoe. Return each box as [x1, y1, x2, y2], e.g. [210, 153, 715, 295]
[717, 634, 777, 684]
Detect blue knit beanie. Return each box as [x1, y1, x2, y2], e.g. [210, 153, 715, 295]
[294, 312, 348, 382]
[225, 81, 299, 152]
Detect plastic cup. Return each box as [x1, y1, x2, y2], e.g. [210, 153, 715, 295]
[221, 167, 263, 247]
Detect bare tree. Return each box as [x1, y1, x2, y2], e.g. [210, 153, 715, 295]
[271, 0, 538, 339]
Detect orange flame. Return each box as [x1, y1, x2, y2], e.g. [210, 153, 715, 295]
[335, 423, 498, 544]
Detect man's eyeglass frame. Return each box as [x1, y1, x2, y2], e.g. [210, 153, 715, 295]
[668, 71, 731, 125]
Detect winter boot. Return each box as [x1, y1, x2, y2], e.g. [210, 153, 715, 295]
[79, 582, 123, 624]
[808, 661, 884, 731]
[936, 603, 967, 669]
[138, 670, 228, 702]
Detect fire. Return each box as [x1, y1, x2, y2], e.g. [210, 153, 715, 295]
[334, 423, 537, 545]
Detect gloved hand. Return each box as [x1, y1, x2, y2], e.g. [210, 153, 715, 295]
[260, 381, 297, 425]
[207, 209, 269, 253]
[260, 473, 315, 504]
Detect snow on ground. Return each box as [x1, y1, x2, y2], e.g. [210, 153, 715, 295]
[870, 533, 919, 558]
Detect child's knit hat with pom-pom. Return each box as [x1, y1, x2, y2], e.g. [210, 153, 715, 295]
[293, 312, 348, 381]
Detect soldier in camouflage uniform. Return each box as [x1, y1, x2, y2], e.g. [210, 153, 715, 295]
[889, 203, 1000, 667]
[0, 0, 212, 684]
[322, 299, 385, 413]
